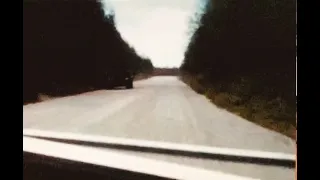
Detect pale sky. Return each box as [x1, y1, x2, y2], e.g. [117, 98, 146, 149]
[103, 0, 203, 67]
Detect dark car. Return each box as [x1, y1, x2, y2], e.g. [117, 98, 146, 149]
[104, 71, 134, 89]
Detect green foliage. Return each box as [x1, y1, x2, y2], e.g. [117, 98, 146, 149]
[181, 0, 296, 137]
[139, 58, 154, 75]
[23, 0, 153, 103]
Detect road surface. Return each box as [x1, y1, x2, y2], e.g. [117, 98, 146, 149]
[23, 76, 295, 180]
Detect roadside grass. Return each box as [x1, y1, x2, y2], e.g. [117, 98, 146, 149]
[24, 74, 152, 105]
[180, 74, 296, 140]
[23, 86, 95, 105]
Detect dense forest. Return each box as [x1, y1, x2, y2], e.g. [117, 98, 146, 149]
[181, 0, 296, 138]
[23, 0, 153, 104]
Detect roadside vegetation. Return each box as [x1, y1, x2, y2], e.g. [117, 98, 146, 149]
[23, 0, 153, 104]
[153, 68, 180, 76]
[135, 59, 154, 80]
[180, 0, 296, 139]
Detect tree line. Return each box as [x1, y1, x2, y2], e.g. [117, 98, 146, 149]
[23, 0, 153, 104]
[153, 68, 180, 76]
[181, 0, 296, 137]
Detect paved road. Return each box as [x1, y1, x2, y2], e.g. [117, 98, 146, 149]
[23, 76, 295, 180]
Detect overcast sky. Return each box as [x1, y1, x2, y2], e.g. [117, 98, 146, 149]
[103, 0, 203, 68]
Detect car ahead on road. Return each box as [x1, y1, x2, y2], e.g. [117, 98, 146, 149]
[103, 72, 134, 89]
[23, 129, 295, 180]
